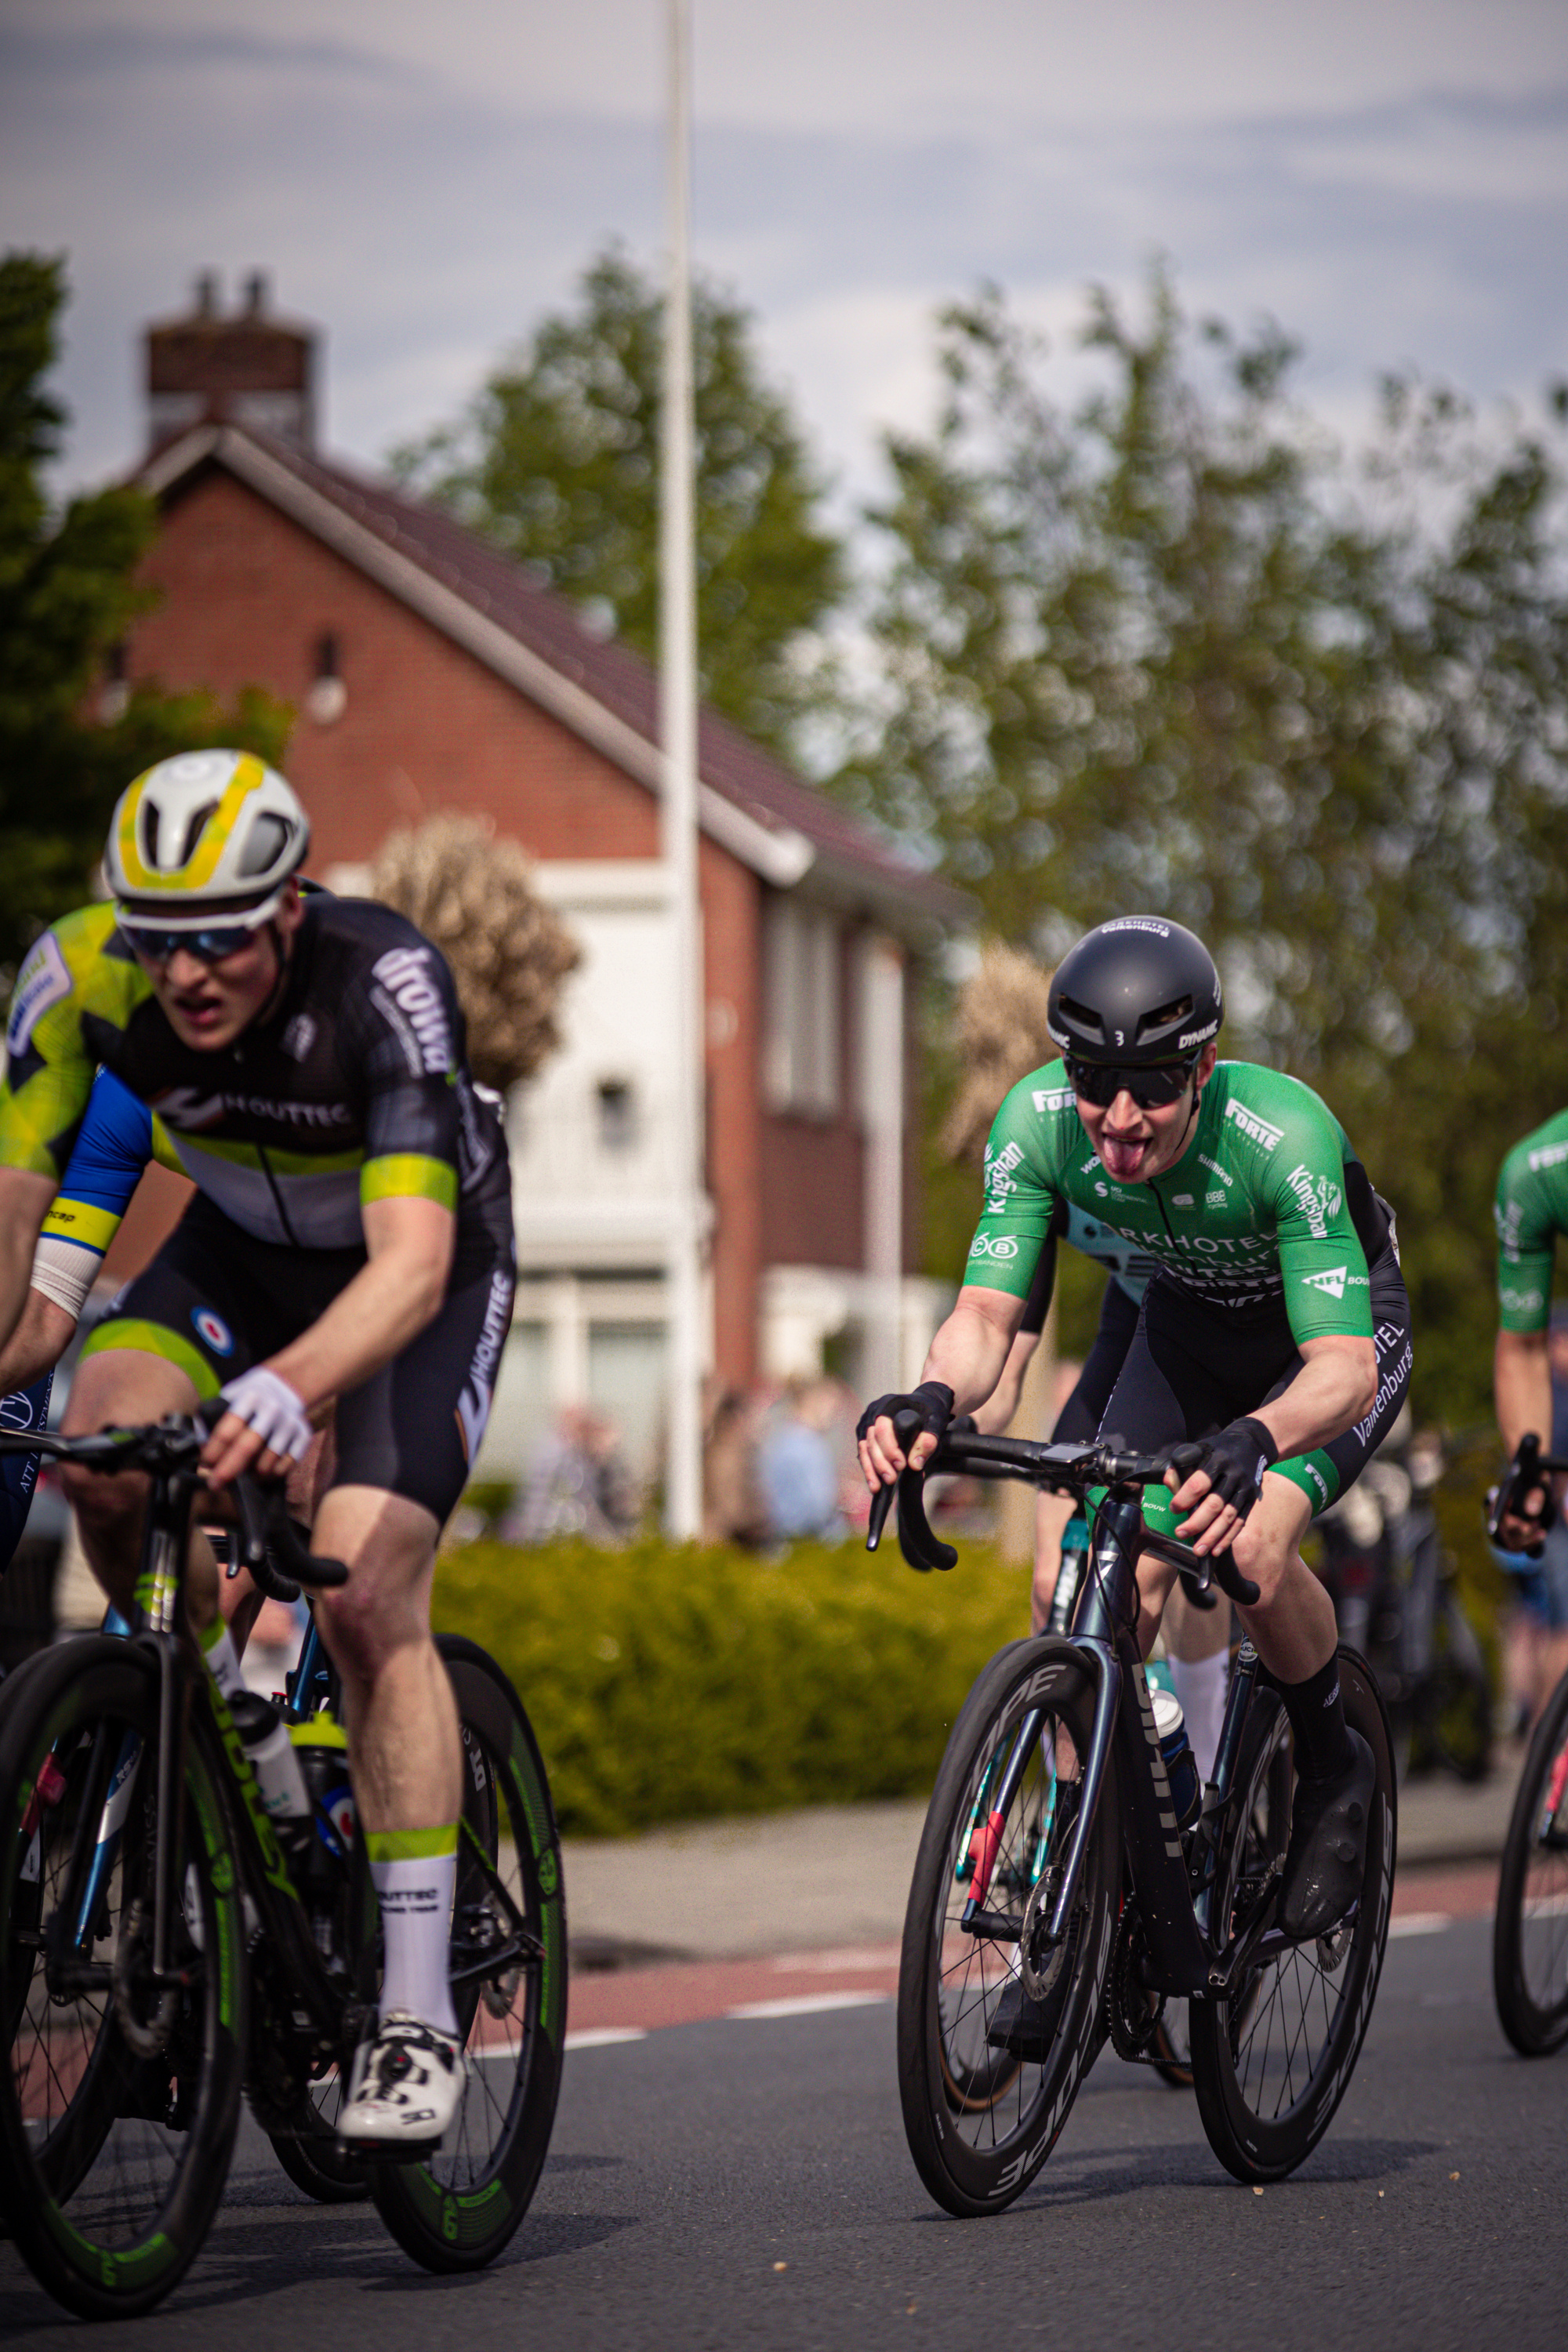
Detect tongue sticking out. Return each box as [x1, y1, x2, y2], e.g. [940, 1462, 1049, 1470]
[1101, 1134, 1149, 1182]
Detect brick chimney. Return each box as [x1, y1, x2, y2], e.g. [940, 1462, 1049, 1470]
[145, 271, 319, 453]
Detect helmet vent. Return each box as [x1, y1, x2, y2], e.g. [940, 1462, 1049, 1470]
[1056, 994, 1104, 1042]
[238, 812, 291, 877]
[177, 800, 220, 867]
[1137, 994, 1192, 1042]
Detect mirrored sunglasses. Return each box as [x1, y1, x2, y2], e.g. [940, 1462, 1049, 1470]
[1065, 1056, 1199, 1109]
[118, 918, 267, 967]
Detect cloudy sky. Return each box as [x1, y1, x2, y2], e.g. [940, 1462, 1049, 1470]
[3, 0, 1566, 517]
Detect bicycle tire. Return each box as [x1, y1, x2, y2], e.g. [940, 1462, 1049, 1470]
[897, 1638, 1117, 2217]
[269, 2102, 368, 2203]
[1492, 1664, 1568, 2057]
[367, 1636, 566, 2271]
[0, 1636, 248, 2319]
[1189, 1647, 1395, 2183]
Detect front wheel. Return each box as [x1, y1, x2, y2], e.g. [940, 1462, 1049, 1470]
[368, 1637, 567, 2271]
[1493, 1665, 1568, 2056]
[0, 1639, 247, 2320]
[1189, 1648, 1395, 2183]
[897, 1639, 1117, 2217]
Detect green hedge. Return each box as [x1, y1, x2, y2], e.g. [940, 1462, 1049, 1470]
[433, 1534, 1030, 1838]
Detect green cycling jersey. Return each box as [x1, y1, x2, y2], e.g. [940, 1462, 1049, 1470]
[966, 1059, 1388, 1344]
[1494, 1107, 1568, 1334]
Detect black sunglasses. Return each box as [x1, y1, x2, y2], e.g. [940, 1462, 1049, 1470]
[1065, 1056, 1199, 1109]
[118, 920, 266, 967]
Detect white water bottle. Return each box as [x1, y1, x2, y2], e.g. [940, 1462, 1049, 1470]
[230, 1690, 311, 1837]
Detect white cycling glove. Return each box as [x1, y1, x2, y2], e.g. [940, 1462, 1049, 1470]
[217, 1366, 313, 1464]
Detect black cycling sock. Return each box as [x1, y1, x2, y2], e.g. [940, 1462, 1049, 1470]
[1275, 1653, 1355, 1784]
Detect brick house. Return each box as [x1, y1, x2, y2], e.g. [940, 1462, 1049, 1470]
[107, 278, 967, 1482]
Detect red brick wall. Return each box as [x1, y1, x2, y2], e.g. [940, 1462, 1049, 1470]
[118, 464, 770, 1386]
[131, 470, 661, 866]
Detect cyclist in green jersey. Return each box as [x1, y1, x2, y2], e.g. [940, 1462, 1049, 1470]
[1492, 1112, 1568, 1699]
[860, 916, 1413, 1959]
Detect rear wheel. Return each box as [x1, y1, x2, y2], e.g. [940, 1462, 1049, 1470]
[1492, 1665, 1568, 2056]
[0, 1638, 246, 2319]
[368, 1638, 566, 2270]
[1189, 1650, 1395, 2183]
[897, 1639, 1117, 2216]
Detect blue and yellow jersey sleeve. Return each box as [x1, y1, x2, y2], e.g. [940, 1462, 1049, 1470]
[38, 1067, 156, 1272]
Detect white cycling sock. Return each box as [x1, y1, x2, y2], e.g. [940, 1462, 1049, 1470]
[368, 1828, 459, 2038]
[199, 1619, 246, 1703]
[1171, 1650, 1229, 1784]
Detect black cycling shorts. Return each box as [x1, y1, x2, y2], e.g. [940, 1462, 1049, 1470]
[79, 1193, 514, 1526]
[1098, 1242, 1413, 1535]
[1051, 1279, 1142, 1444]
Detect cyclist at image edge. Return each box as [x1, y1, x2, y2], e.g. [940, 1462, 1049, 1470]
[858, 916, 1414, 2005]
[0, 749, 515, 2150]
[0, 1066, 186, 1581]
[1492, 1111, 1568, 1711]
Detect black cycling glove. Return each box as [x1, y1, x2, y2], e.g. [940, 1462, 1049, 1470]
[1170, 1417, 1279, 1519]
[855, 1381, 956, 1450]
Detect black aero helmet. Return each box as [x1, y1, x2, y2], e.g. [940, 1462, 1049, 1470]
[1047, 916, 1222, 1065]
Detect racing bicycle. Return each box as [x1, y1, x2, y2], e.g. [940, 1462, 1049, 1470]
[1492, 1436, 1568, 2056]
[0, 1415, 566, 2320]
[869, 1418, 1396, 2215]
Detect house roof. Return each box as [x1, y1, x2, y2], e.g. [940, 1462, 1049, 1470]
[137, 423, 971, 940]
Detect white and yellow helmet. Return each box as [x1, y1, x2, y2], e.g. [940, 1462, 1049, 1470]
[106, 750, 310, 926]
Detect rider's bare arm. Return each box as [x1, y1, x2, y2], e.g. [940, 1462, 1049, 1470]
[0, 1283, 77, 1395]
[1169, 1332, 1377, 1548]
[858, 1284, 1027, 1489]
[1494, 1325, 1559, 1545]
[0, 1169, 61, 1360]
[970, 1320, 1044, 1436]
[201, 1193, 456, 1486]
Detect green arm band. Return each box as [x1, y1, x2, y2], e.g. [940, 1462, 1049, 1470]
[360, 1154, 459, 1212]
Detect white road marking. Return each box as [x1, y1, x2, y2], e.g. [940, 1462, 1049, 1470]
[727, 1991, 891, 2020]
[771, 1945, 901, 1973]
[564, 2027, 648, 2049]
[1388, 1912, 1453, 1937]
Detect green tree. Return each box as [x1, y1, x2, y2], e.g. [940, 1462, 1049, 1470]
[0, 252, 289, 978]
[390, 246, 846, 757]
[846, 270, 1568, 1421]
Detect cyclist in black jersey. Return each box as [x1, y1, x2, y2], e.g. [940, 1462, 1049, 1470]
[0, 750, 514, 2148]
[861, 917, 1410, 1956]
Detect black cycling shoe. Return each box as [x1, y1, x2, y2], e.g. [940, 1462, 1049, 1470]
[985, 1911, 1083, 2061]
[1278, 1730, 1375, 1940]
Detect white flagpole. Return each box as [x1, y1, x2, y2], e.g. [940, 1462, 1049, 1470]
[660, 0, 706, 1537]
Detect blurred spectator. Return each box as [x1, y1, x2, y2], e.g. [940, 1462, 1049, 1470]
[509, 1406, 637, 1545]
[758, 1374, 847, 1543]
[702, 1385, 769, 1548]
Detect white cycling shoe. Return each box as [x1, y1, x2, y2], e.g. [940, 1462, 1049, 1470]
[337, 2011, 467, 2156]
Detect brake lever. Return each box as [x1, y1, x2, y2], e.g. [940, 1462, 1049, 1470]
[862, 1407, 960, 1571]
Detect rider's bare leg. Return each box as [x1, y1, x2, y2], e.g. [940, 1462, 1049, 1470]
[1031, 1490, 1076, 1633]
[59, 1349, 223, 1636]
[309, 1483, 459, 1831]
[1136, 1476, 1335, 1683]
[310, 1483, 460, 2034]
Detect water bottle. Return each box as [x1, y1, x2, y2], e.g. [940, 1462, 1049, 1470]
[1048, 1512, 1091, 1633]
[1150, 1686, 1202, 1837]
[230, 1690, 313, 1860]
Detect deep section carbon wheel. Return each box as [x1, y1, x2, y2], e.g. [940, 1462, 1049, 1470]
[366, 1636, 567, 2270]
[1189, 1649, 1395, 2183]
[1493, 1664, 1568, 2057]
[0, 1637, 246, 2319]
[897, 1638, 1117, 2216]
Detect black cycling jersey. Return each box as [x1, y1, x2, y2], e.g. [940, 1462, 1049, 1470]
[1, 891, 510, 1273]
